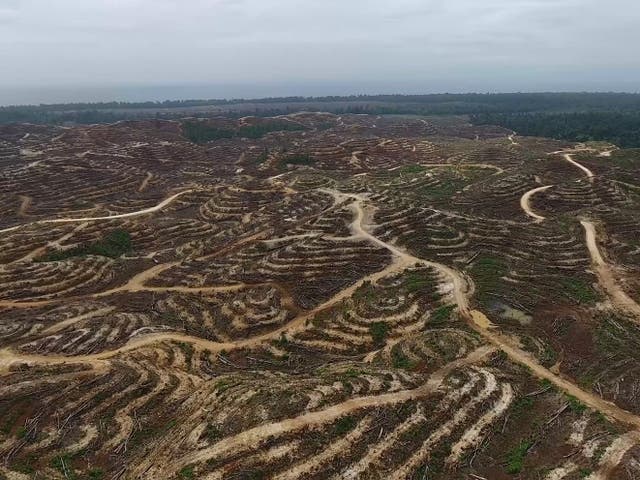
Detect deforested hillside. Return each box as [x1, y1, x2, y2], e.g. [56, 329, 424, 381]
[1, 113, 640, 479]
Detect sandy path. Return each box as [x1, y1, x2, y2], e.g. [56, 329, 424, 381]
[160, 345, 495, 478]
[564, 153, 595, 181]
[317, 189, 470, 315]
[508, 133, 519, 146]
[468, 310, 640, 429]
[17, 195, 32, 217]
[520, 185, 553, 222]
[138, 172, 153, 192]
[42, 306, 117, 334]
[418, 163, 504, 175]
[0, 190, 192, 234]
[581, 220, 640, 320]
[586, 430, 640, 480]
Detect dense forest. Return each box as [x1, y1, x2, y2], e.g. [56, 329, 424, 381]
[3, 92, 640, 125]
[471, 112, 640, 148]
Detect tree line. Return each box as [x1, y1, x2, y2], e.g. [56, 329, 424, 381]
[471, 111, 640, 148]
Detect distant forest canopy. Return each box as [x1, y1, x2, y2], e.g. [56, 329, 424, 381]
[3, 92, 640, 123]
[3, 92, 640, 147]
[471, 112, 640, 148]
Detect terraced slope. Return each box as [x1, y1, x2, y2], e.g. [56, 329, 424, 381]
[1, 115, 640, 479]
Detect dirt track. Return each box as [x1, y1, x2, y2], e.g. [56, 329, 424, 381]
[161, 345, 496, 478]
[520, 185, 553, 222]
[563, 153, 595, 180]
[468, 310, 640, 430]
[0, 190, 192, 234]
[581, 220, 640, 320]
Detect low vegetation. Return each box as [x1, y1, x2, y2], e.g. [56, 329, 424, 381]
[36, 229, 132, 261]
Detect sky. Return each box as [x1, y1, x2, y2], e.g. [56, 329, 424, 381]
[1, 0, 639, 104]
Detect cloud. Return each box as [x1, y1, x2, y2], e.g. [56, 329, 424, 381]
[0, 0, 639, 96]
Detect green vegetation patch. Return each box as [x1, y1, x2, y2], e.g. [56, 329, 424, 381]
[283, 153, 315, 166]
[398, 164, 426, 175]
[560, 277, 599, 305]
[36, 229, 132, 262]
[469, 256, 508, 305]
[430, 304, 456, 325]
[418, 168, 489, 201]
[391, 349, 414, 370]
[369, 321, 389, 346]
[472, 111, 640, 149]
[179, 466, 195, 479]
[505, 439, 533, 474]
[404, 271, 436, 293]
[566, 394, 587, 414]
[87, 469, 105, 479]
[333, 416, 357, 435]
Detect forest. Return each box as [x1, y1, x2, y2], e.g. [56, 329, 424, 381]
[3, 93, 640, 147]
[471, 112, 640, 148]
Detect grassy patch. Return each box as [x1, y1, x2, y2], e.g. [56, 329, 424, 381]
[87, 469, 105, 479]
[511, 396, 534, 419]
[37, 229, 132, 261]
[341, 368, 362, 379]
[179, 465, 195, 479]
[430, 304, 456, 324]
[283, 153, 315, 166]
[404, 271, 436, 293]
[334, 416, 356, 435]
[506, 440, 533, 474]
[214, 380, 233, 393]
[203, 423, 220, 442]
[11, 454, 37, 474]
[560, 277, 599, 305]
[369, 322, 389, 346]
[566, 394, 587, 414]
[391, 349, 414, 370]
[418, 168, 488, 201]
[183, 120, 304, 143]
[51, 455, 77, 479]
[469, 256, 508, 305]
[399, 164, 426, 175]
[177, 342, 195, 364]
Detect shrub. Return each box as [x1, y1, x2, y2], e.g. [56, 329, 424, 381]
[369, 322, 389, 345]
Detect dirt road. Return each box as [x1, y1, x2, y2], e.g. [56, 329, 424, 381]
[138, 172, 153, 192]
[0, 190, 192, 234]
[160, 345, 496, 478]
[336, 190, 471, 313]
[563, 153, 595, 181]
[581, 220, 640, 320]
[520, 185, 552, 222]
[468, 310, 640, 429]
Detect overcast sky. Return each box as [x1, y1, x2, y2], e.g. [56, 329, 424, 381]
[1, 0, 639, 103]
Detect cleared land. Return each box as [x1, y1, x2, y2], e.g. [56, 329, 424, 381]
[0, 114, 640, 479]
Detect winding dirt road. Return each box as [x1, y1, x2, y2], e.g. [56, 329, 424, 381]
[563, 153, 595, 181]
[468, 310, 640, 429]
[581, 220, 640, 320]
[0, 190, 192, 234]
[520, 185, 553, 222]
[320, 188, 471, 313]
[157, 345, 497, 478]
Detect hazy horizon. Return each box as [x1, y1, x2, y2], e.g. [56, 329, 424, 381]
[2, 82, 640, 108]
[2, 0, 640, 106]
